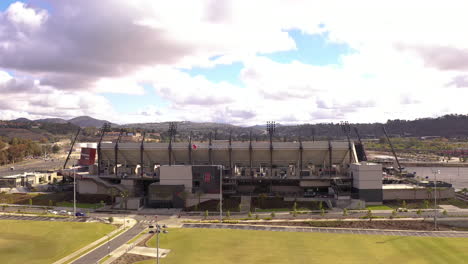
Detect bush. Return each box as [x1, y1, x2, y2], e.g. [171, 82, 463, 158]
[320, 208, 325, 217]
[108, 216, 114, 223]
[226, 210, 231, 218]
[442, 210, 448, 216]
[204, 210, 209, 219]
[248, 211, 252, 218]
[343, 208, 348, 216]
[255, 214, 259, 220]
[271, 212, 275, 218]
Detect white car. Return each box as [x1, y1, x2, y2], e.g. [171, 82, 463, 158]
[47, 210, 58, 215]
[59, 210, 68, 215]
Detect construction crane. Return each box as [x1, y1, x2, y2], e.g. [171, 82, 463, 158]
[63, 128, 81, 169]
[382, 125, 403, 174]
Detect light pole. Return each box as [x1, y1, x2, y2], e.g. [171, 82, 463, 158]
[432, 169, 440, 230]
[73, 162, 76, 217]
[153, 224, 168, 264]
[219, 165, 223, 222]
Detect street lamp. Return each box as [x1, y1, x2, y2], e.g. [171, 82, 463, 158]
[106, 234, 111, 256]
[219, 165, 223, 222]
[151, 224, 168, 264]
[432, 169, 440, 230]
[73, 162, 76, 218]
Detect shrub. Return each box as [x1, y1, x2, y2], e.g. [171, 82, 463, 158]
[255, 214, 259, 220]
[226, 210, 231, 218]
[204, 210, 209, 219]
[293, 202, 298, 211]
[343, 208, 348, 216]
[423, 200, 430, 209]
[320, 208, 325, 217]
[402, 200, 407, 209]
[416, 209, 422, 216]
[271, 212, 275, 218]
[248, 211, 252, 218]
[442, 210, 448, 216]
[292, 210, 297, 217]
[108, 216, 114, 223]
[29, 199, 32, 206]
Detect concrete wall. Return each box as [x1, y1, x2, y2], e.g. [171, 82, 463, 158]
[383, 188, 454, 200]
[351, 162, 383, 203]
[160, 165, 193, 190]
[77, 179, 109, 194]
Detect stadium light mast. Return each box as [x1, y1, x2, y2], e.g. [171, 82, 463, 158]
[340, 121, 353, 164]
[267, 121, 276, 188]
[168, 122, 177, 166]
[97, 123, 111, 176]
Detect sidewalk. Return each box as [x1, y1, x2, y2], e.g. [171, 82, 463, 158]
[52, 217, 137, 264]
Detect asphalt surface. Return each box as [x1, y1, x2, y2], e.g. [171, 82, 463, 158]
[183, 223, 468, 238]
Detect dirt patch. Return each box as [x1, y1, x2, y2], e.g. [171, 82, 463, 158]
[110, 253, 154, 264]
[229, 220, 454, 231]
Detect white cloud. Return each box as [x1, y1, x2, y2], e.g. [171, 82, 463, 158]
[1, 0, 468, 125]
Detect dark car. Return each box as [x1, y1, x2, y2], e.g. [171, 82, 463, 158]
[75, 212, 86, 217]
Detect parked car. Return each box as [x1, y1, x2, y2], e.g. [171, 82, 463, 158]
[59, 210, 68, 215]
[75, 212, 86, 217]
[149, 225, 154, 229]
[149, 230, 155, 234]
[47, 210, 58, 215]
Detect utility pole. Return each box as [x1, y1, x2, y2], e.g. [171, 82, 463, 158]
[219, 165, 223, 222]
[73, 162, 76, 217]
[168, 122, 177, 166]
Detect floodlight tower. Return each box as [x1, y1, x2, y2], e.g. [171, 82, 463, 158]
[311, 126, 316, 142]
[340, 121, 353, 164]
[168, 122, 177, 166]
[97, 122, 111, 176]
[267, 121, 276, 178]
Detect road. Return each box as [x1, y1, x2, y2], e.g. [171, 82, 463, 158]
[71, 222, 143, 264]
[71, 215, 169, 264]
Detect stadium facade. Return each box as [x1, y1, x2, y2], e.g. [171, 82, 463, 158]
[77, 138, 386, 209]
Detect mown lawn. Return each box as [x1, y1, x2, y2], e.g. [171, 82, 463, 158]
[0, 220, 115, 264]
[139, 228, 468, 264]
[366, 205, 394, 210]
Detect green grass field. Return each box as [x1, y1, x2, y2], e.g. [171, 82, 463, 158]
[366, 205, 394, 210]
[141, 228, 468, 264]
[0, 220, 115, 264]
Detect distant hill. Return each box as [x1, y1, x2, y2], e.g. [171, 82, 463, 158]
[35, 118, 68, 124]
[68, 116, 115, 128]
[12, 118, 32, 123]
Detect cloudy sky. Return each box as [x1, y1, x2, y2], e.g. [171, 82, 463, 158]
[1, 0, 467, 125]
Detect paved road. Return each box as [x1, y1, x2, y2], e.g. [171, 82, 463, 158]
[0, 214, 88, 222]
[183, 223, 468, 238]
[72, 222, 146, 264]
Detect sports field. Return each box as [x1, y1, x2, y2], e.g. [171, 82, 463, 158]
[0, 220, 115, 264]
[140, 228, 468, 264]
